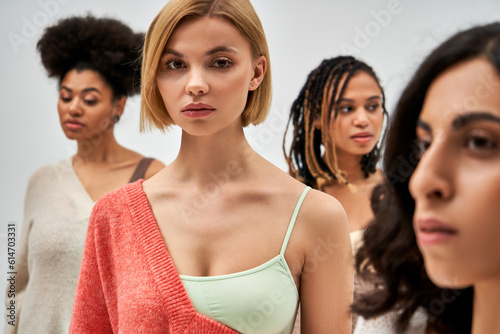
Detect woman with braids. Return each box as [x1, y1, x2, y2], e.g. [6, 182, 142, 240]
[3, 15, 164, 334]
[284, 56, 428, 333]
[284, 56, 386, 236]
[353, 22, 500, 334]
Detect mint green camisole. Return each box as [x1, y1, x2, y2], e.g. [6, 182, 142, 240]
[180, 187, 311, 334]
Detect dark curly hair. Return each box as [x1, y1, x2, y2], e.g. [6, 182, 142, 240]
[37, 14, 144, 98]
[283, 56, 388, 190]
[352, 22, 500, 333]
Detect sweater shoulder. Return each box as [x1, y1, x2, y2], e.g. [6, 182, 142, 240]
[27, 159, 69, 187]
[89, 180, 146, 230]
[92, 180, 144, 212]
[24, 159, 72, 207]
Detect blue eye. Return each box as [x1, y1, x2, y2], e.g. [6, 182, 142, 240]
[367, 103, 380, 111]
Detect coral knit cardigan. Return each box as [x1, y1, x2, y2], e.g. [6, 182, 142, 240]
[69, 180, 239, 333]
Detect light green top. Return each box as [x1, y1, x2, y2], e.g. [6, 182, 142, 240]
[181, 187, 311, 334]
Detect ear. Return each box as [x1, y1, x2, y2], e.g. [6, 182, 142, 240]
[112, 96, 127, 118]
[248, 56, 266, 91]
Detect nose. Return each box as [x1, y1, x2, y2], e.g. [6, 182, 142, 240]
[68, 97, 83, 116]
[353, 108, 369, 128]
[186, 67, 208, 96]
[409, 135, 453, 204]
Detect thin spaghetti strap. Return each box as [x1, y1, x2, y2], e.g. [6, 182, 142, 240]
[280, 186, 311, 256]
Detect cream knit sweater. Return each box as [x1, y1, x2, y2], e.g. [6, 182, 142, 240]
[3, 158, 94, 334]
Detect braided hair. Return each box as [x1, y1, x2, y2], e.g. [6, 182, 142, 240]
[283, 56, 388, 190]
[37, 14, 144, 98]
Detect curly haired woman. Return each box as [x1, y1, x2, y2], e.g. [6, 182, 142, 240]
[3, 15, 164, 334]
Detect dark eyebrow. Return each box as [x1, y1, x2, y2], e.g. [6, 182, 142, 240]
[451, 112, 500, 130]
[338, 96, 382, 103]
[416, 119, 432, 133]
[60, 86, 101, 95]
[338, 98, 355, 103]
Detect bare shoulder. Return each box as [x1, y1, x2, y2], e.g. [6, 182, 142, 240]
[299, 188, 348, 236]
[144, 159, 165, 179]
[267, 164, 348, 232]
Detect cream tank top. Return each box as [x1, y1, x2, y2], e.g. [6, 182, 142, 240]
[180, 187, 311, 334]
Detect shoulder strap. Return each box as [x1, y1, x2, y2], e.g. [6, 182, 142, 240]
[280, 186, 311, 256]
[129, 157, 154, 183]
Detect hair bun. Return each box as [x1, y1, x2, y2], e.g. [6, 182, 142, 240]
[37, 14, 144, 97]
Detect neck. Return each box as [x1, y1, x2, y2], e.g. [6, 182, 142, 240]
[334, 149, 365, 184]
[172, 126, 259, 186]
[74, 130, 121, 164]
[472, 278, 500, 334]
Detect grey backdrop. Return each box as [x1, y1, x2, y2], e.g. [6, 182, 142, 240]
[1, 0, 499, 330]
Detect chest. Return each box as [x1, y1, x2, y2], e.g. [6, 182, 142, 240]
[74, 164, 137, 201]
[149, 190, 304, 285]
[325, 185, 374, 231]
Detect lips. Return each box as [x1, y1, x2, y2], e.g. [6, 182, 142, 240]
[182, 103, 216, 118]
[415, 218, 458, 246]
[65, 119, 84, 130]
[351, 132, 373, 144]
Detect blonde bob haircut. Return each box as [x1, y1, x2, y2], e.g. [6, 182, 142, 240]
[140, 0, 272, 131]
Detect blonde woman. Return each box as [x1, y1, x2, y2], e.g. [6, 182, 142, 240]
[70, 1, 353, 333]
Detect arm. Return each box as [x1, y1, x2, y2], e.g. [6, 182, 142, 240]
[299, 190, 353, 333]
[69, 202, 113, 334]
[3, 171, 41, 334]
[3, 220, 31, 334]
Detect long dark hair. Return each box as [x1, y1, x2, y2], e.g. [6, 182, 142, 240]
[283, 56, 388, 189]
[353, 22, 500, 333]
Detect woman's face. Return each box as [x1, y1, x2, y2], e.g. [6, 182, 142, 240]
[58, 69, 123, 142]
[332, 71, 384, 158]
[409, 58, 500, 288]
[156, 16, 265, 137]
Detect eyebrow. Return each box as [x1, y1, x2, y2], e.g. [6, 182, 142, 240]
[451, 112, 500, 129]
[162, 46, 237, 57]
[338, 96, 382, 103]
[417, 111, 500, 133]
[416, 119, 432, 133]
[205, 46, 237, 56]
[60, 86, 102, 95]
[162, 48, 183, 57]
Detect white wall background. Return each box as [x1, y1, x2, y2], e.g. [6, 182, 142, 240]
[0, 0, 499, 330]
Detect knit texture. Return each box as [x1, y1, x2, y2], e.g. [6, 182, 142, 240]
[70, 180, 239, 333]
[3, 158, 95, 334]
